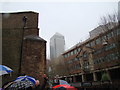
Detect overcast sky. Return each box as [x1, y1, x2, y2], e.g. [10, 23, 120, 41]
[1, 1, 119, 58]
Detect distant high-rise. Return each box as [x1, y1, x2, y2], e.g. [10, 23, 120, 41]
[118, 1, 120, 23]
[50, 32, 65, 59]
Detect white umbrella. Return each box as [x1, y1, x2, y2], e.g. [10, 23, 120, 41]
[59, 80, 70, 86]
[0, 65, 13, 76]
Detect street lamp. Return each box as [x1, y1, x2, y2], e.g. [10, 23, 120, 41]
[19, 16, 27, 75]
[102, 40, 108, 46]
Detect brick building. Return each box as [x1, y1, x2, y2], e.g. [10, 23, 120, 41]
[1, 11, 46, 84]
[22, 35, 46, 82]
[61, 25, 120, 88]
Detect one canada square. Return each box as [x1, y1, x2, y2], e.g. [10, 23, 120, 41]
[50, 32, 65, 60]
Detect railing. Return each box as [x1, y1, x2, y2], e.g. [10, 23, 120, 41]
[70, 81, 120, 88]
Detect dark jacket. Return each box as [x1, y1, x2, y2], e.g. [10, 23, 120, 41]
[35, 77, 48, 90]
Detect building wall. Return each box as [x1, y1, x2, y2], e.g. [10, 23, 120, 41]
[0, 14, 1, 56]
[2, 11, 38, 30]
[2, 11, 46, 85]
[62, 25, 120, 83]
[22, 36, 46, 83]
[2, 28, 22, 83]
[89, 25, 104, 39]
[118, 1, 120, 23]
[50, 32, 65, 59]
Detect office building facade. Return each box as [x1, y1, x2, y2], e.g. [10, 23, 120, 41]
[61, 24, 120, 88]
[50, 32, 65, 59]
[118, 1, 120, 23]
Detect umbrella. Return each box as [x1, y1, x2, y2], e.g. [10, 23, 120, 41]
[8, 80, 34, 89]
[0, 65, 13, 76]
[59, 80, 70, 86]
[7, 76, 36, 89]
[52, 84, 77, 90]
[0, 88, 3, 90]
[14, 75, 36, 84]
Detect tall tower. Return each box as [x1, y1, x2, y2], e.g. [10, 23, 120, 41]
[50, 32, 65, 60]
[118, 1, 120, 24]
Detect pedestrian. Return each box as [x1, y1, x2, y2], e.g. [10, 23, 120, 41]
[2, 81, 14, 90]
[34, 73, 49, 90]
[52, 75, 60, 87]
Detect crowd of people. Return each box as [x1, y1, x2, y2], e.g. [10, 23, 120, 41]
[1, 74, 77, 90]
[2, 73, 49, 90]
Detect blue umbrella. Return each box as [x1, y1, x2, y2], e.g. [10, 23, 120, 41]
[0, 65, 13, 76]
[14, 75, 36, 84]
[7, 76, 36, 89]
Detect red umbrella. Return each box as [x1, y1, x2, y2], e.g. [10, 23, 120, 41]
[52, 84, 77, 90]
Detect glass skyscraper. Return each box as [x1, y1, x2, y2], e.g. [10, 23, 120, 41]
[50, 32, 65, 60]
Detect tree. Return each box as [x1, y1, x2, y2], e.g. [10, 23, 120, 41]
[99, 12, 120, 55]
[48, 55, 68, 79]
[101, 72, 110, 82]
[99, 12, 118, 32]
[99, 12, 120, 82]
[99, 12, 119, 43]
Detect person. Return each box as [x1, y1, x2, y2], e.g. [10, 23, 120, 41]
[34, 73, 49, 90]
[26, 86, 33, 90]
[52, 75, 60, 87]
[2, 80, 14, 90]
[34, 80, 40, 90]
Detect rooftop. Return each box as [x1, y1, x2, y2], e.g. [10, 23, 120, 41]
[24, 35, 46, 42]
[1, 11, 38, 14]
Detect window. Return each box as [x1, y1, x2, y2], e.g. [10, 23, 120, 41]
[105, 45, 109, 51]
[107, 32, 112, 39]
[67, 53, 70, 57]
[91, 41, 95, 47]
[102, 35, 107, 41]
[77, 48, 81, 52]
[86, 43, 91, 47]
[111, 43, 116, 48]
[83, 61, 89, 66]
[105, 43, 116, 51]
[67, 59, 73, 64]
[74, 57, 79, 61]
[93, 49, 102, 55]
[94, 59, 97, 64]
[101, 57, 105, 62]
[115, 53, 119, 60]
[71, 51, 74, 56]
[111, 53, 115, 61]
[74, 49, 77, 54]
[117, 29, 120, 35]
[105, 55, 109, 62]
[83, 53, 87, 58]
[76, 64, 81, 69]
[113, 30, 117, 36]
[96, 37, 101, 45]
[111, 31, 114, 37]
[64, 54, 67, 58]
